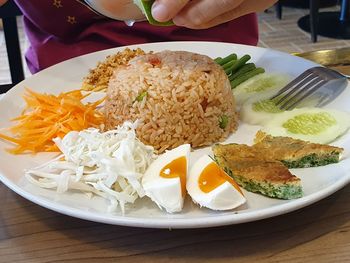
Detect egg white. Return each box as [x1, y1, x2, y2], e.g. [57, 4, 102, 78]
[187, 155, 246, 211]
[142, 144, 190, 213]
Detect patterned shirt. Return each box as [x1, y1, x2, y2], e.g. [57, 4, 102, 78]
[14, 0, 259, 73]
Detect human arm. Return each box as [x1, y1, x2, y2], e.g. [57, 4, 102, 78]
[151, 0, 278, 29]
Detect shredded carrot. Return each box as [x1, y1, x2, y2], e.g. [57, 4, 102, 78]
[0, 88, 105, 154]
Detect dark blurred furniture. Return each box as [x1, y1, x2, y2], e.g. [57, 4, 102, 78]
[276, 0, 350, 42]
[0, 0, 24, 93]
[298, 0, 350, 41]
[275, 0, 338, 18]
[275, 0, 322, 43]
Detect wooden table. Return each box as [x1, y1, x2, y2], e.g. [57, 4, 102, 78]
[0, 181, 349, 263]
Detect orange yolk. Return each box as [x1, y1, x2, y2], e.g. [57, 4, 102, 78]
[199, 162, 243, 195]
[160, 156, 187, 197]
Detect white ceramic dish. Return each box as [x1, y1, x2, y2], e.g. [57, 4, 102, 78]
[0, 41, 349, 229]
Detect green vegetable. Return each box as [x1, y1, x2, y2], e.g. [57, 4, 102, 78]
[219, 115, 229, 129]
[135, 91, 148, 102]
[217, 53, 237, 66]
[282, 112, 337, 135]
[134, 0, 174, 26]
[252, 99, 283, 113]
[215, 53, 266, 89]
[222, 60, 237, 70]
[229, 63, 256, 81]
[240, 73, 290, 93]
[230, 54, 251, 74]
[230, 67, 265, 89]
[221, 166, 302, 200]
[214, 57, 223, 64]
[281, 153, 341, 168]
[225, 66, 234, 75]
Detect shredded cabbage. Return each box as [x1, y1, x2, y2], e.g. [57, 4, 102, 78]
[25, 121, 156, 213]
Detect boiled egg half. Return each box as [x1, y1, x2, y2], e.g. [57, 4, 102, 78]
[187, 155, 246, 211]
[142, 144, 190, 213]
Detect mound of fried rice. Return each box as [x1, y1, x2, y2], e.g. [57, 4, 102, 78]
[105, 50, 238, 152]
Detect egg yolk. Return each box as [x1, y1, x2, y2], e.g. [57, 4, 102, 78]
[160, 156, 186, 197]
[199, 162, 243, 194]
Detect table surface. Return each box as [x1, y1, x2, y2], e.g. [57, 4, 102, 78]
[0, 181, 349, 263]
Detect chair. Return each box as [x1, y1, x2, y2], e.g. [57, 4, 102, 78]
[275, 0, 320, 43]
[0, 0, 24, 93]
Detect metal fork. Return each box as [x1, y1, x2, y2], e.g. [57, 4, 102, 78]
[270, 67, 348, 110]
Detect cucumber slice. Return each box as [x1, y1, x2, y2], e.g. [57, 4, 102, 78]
[262, 108, 350, 144]
[240, 93, 284, 125]
[134, 0, 174, 26]
[233, 73, 290, 106]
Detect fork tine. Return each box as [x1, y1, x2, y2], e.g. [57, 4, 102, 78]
[278, 76, 322, 109]
[280, 79, 328, 110]
[270, 69, 314, 100]
[270, 66, 346, 110]
[273, 74, 318, 106]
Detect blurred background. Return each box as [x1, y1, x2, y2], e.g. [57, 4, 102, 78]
[0, 0, 349, 87]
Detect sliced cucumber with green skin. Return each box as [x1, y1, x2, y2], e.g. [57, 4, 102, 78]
[233, 73, 291, 106]
[240, 93, 285, 126]
[134, 0, 174, 26]
[262, 108, 350, 144]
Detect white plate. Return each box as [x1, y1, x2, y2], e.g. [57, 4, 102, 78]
[1, 41, 350, 229]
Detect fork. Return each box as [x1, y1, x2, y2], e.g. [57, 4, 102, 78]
[270, 67, 348, 110]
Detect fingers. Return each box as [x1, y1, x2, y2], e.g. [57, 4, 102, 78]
[151, 0, 190, 22]
[173, 0, 243, 27]
[186, 6, 247, 29]
[173, 0, 277, 29]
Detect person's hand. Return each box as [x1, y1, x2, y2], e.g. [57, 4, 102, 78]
[151, 0, 278, 29]
[0, 0, 8, 7]
[86, 0, 144, 21]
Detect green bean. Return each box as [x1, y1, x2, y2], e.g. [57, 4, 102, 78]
[230, 68, 265, 89]
[214, 57, 223, 64]
[230, 54, 251, 74]
[222, 59, 237, 70]
[229, 63, 256, 81]
[218, 53, 237, 66]
[225, 66, 233, 75]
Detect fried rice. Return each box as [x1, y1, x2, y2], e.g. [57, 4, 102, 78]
[104, 50, 238, 152]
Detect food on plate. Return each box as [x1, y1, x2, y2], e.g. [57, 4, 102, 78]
[0, 89, 104, 154]
[142, 144, 190, 213]
[187, 155, 246, 211]
[213, 144, 303, 199]
[254, 131, 344, 168]
[2, 45, 348, 218]
[240, 97, 284, 125]
[133, 0, 174, 26]
[261, 108, 350, 144]
[215, 53, 265, 89]
[82, 48, 146, 92]
[25, 121, 155, 213]
[105, 50, 238, 153]
[233, 73, 290, 106]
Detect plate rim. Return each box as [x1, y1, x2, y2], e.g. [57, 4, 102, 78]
[1, 167, 349, 229]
